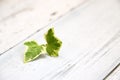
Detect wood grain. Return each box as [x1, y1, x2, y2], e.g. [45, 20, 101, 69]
[0, 0, 85, 54]
[0, 0, 120, 80]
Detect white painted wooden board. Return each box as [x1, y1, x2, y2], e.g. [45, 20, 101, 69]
[0, 0, 85, 54]
[0, 0, 120, 80]
[105, 64, 120, 80]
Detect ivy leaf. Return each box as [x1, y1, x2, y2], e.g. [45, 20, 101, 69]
[45, 28, 62, 57]
[24, 41, 44, 63]
[23, 27, 62, 63]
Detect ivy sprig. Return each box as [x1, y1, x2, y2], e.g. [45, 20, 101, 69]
[24, 27, 62, 63]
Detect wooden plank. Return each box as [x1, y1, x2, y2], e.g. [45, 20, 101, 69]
[0, 0, 85, 54]
[104, 63, 120, 80]
[0, 0, 120, 80]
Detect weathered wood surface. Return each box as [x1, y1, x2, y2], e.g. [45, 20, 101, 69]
[0, 0, 85, 54]
[105, 64, 120, 80]
[0, 0, 120, 80]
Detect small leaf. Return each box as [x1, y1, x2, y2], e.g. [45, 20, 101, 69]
[45, 28, 62, 57]
[24, 41, 44, 63]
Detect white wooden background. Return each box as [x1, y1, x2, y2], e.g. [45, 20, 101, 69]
[0, 0, 85, 54]
[0, 0, 120, 80]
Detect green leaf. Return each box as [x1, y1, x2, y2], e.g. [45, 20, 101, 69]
[24, 41, 44, 63]
[45, 28, 62, 57]
[23, 27, 62, 63]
